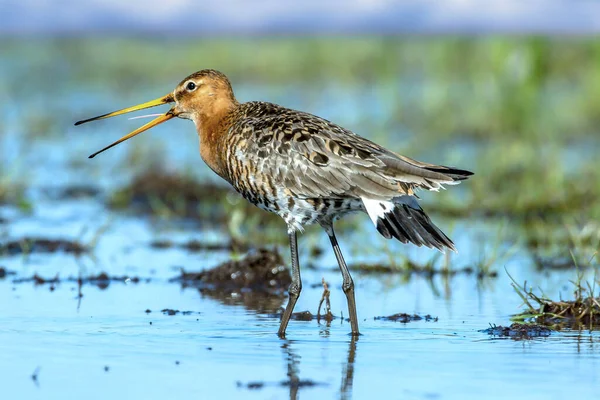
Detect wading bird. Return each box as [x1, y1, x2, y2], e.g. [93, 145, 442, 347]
[76, 69, 472, 337]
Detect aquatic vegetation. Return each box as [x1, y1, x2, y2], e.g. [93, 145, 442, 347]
[317, 278, 334, 322]
[510, 267, 600, 329]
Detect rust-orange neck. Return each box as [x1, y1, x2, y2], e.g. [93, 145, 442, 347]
[195, 99, 238, 180]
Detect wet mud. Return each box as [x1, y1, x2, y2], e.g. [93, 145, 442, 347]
[170, 249, 290, 313]
[172, 248, 290, 291]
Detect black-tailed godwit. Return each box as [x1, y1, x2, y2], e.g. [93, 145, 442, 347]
[76, 69, 473, 337]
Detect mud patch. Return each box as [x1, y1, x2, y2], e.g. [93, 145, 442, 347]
[172, 248, 290, 291]
[1, 237, 88, 255]
[480, 323, 552, 339]
[172, 249, 291, 313]
[374, 313, 438, 323]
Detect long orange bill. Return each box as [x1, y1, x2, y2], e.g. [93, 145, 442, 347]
[74, 94, 176, 159]
[75, 94, 174, 125]
[88, 112, 174, 158]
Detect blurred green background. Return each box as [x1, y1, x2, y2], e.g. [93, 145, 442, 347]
[1, 36, 599, 261]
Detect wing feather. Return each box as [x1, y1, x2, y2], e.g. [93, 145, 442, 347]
[230, 102, 472, 200]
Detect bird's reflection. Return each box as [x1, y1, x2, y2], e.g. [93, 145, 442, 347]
[280, 336, 359, 400]
[340, 336, 357, 399]
[281, 341, 301, 400]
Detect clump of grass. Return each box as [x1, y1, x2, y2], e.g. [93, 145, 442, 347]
[509, 266, 600, 330]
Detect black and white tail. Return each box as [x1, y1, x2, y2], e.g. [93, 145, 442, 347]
[362, 196, 456, 252]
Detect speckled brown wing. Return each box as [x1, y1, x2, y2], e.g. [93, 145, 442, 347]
[228, 102, 471, 201]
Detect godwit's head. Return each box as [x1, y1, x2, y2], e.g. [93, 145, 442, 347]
[75, 69, 237, 159]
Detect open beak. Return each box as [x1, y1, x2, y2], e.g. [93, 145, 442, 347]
[74, 94, 176, 158]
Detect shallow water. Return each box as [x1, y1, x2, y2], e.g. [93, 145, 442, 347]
[1, 198, 599, 399]
[1, 40, 600, 399]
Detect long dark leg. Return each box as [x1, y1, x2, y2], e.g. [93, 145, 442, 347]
[324, 224, 360, 336]
[278, 229, 302, 338]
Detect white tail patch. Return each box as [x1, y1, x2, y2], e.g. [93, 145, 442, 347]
[362, 197, 394, 226]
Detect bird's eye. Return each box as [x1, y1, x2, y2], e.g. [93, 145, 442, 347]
[186, 82, 196, 91]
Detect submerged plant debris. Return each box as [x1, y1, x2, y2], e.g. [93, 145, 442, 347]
[374, 313, 438, 323]
[480, 323, 552, 339]
[0, 238, 88, 255]
[317, 278, 334, 322]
